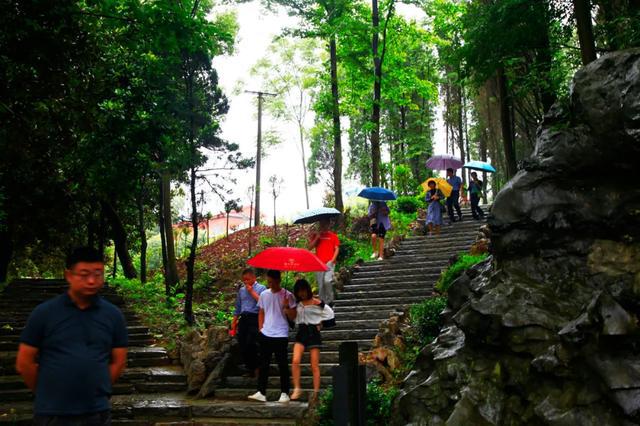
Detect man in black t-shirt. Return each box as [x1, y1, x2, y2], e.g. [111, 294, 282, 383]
[16, 247, 128, 425]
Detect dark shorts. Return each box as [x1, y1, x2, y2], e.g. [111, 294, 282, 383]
[370, 223, 387, 238]
[295, 324, 322, 349]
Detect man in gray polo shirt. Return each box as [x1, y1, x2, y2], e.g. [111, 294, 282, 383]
[16, 247, 128, 425]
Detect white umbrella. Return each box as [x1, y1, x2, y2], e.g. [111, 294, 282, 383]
[292, 207, 341, 224]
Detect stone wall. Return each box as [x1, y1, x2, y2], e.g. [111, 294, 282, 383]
[394, 49, 640, 425]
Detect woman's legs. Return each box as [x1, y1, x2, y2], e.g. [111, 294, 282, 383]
[435, 225, 441, 235]
[427, 223, 433, 235]
[291, 343, 305, 399]
[310, 348, 321, 393]
[378, 237, 384, 258]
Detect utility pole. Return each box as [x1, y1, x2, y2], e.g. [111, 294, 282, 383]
[246, 90, 276, 227]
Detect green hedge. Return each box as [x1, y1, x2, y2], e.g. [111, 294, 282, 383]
[317, 381, 399, 426]
[434, 253, 488, 293]
[393, 195, 421, 214]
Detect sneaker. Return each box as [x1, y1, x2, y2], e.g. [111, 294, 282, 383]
[377, 256, 384, 261]
[370, 252, 377, 259]
[278, 392, 291, 403]
[248, 391, 267, 402]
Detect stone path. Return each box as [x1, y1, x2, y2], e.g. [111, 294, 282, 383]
[0, 211, 485, 424]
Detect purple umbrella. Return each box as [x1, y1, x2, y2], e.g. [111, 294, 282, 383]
[425, 154, 464, 171]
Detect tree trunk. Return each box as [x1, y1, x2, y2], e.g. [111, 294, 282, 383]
[329, 36, 344, 212]
[496, 67, 518, 178]
[98, 208, 106, 259]
[101, 201, 137, 279]
[457, 84, 466, 186]
[370, 0, 382, 187]
[254, 94, 263, 227]
[161, 172, 179, 290]
[185, 165, 197, 325]
[299, 126, 310, 209]
[573, 0, 597, 65]
[0, 230, 12, 283]
[158, 179, 169, 294]
[137, 182, 147, 284]
[539, 1, 558, 113]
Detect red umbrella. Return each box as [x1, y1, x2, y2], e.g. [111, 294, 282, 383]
[248, 247, 328, 272]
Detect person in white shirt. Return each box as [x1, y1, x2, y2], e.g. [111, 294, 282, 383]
[248, 270, 296, 403]
[290, 279, 335, 402]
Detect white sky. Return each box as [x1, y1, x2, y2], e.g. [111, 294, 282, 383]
[189, 1, 446, 222]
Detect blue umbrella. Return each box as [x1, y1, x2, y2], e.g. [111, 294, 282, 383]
[357, 187, 397, 201]
[463, 160, 497, 173]
[292, 207, 341, 224]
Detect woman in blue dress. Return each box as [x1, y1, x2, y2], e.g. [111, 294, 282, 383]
[425, 179, 445, 236]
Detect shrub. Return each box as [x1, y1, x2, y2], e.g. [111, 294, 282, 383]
[394, 195, 421, 214]
[317, 381, 399, 426]
[336, 234, 372, 267]
[410, 296, 448, 345]
[434, 253, 489, 293]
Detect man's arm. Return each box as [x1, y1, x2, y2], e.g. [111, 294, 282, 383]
[16, 343, 39, 391]
[247, 285, 260, 302]
[230, 315, 239, 335]
[110, 347, 127, 384]
[258, 308, 265, 332]
[330, 246, 339, 264]
[307, 233, 320, 250]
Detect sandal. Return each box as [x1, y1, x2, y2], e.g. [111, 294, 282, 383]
[290, 388, 302, 401]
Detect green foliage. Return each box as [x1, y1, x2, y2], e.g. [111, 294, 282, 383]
[336, 233, 372, 267]
[410, 296, 448, 346]
[317, 381, 399, 426]
[393, 196, 421, 214]
[393, 165, 412, 196]
[387, 210, 416, 240]
[110, 274, 234, 350]
[435, 253, 489, 293]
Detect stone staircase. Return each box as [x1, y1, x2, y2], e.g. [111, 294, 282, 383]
[0, 212, 484, 424]
[213, 209, 486, 409]
[0, 281, 306, 425]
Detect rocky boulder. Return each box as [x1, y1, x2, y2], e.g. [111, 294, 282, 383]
[394, 49, 640, 425]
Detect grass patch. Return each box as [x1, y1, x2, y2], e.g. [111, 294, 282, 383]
[434, 253, 489, 293]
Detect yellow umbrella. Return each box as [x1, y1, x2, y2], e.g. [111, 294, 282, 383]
[421, 178, 452, 197]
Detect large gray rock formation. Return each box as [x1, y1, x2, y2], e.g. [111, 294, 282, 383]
[394, 49, 640, 425]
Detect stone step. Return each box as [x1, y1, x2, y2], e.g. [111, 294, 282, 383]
[353, 259, 451, 273]
[349, 274, 440, 285]
[403, 225, 486, 241]
[113, 381, 188, 395]
[334, 295, 432, 308]
[0, 387, 31, 402]
[0, 366, 186, 392]
[224, 375, 332, 389]
[399, 244, 473, 255]
[331, 310, 395, 321]
[352, 266, 444, 279]
[332, 304, 409, 313]
[398, 236, 476, 248]
[0, 398, 308, 424]
[0, 324, 149, 336]
[213, 388, 317, 402]
[0, 336, 154, 351]
[313, 328, 377, 341]
[111, 394, 308, 420]
[0, 347, 172, 372]
[343, 280, 438, 292]
[338, 287, 433, 300]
